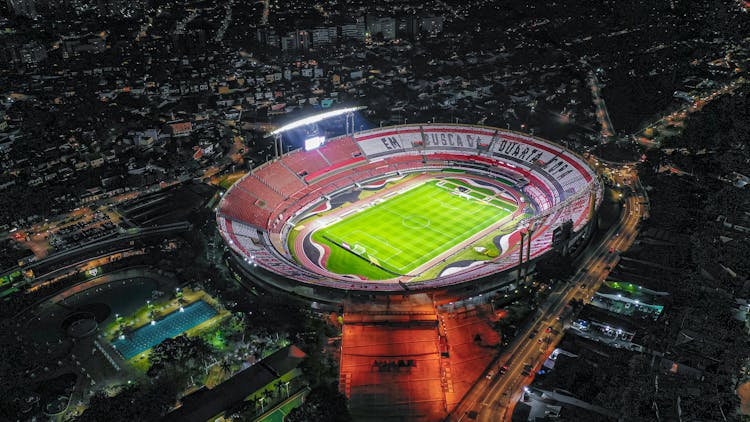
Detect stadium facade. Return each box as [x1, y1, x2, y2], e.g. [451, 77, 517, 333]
[217, 124, 602, 302]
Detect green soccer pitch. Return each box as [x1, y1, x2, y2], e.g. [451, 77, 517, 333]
[310, 179, 518, 280]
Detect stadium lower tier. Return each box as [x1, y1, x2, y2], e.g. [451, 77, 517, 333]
[217, 124, 602, 296]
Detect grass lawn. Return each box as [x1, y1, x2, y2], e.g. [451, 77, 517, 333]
[258, 392, 307, 422]
[411, 212, 532, 282]
[288, 174, 416, 263]
[217, 172, 244, 189]
[311, 179, 517, 279]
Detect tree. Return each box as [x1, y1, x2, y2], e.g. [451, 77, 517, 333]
[77, 378, 179, 422]
[286, 383, 351, 422]
[220, 359, 233, 377]
[148, 335, 214, 382]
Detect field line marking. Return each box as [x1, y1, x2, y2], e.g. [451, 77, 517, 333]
[393, 192, 505, 271]
[315, 178, 513, 274]
[350, 229, 403, 262]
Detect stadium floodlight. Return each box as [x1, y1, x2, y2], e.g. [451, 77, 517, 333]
[266, 106, 366, 137]
[304, 135, 326, 151]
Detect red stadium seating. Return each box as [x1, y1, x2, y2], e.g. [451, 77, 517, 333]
[237, 176, 284, 207]
[380, 155, 423, 172]
[282, 149, 330, 176]
[255, 163, 306, 198]
[290, 184, 321, 201]
[320, 164, 363, 182]
[383, 155, 422, 164]
[318, 136, 363, 165]
[219, 188, 271, 229]
[394, 161, 426, 171]
[424, 152, 472, 162]
[303, 156, 366, 182]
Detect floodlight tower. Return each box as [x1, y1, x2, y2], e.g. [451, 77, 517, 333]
[517, 231, 526, 285]
[345, 108, 357, 138]
[515, 219, 539, 284]
[265, 106, 367, 158]
[524, 221, 537, 281]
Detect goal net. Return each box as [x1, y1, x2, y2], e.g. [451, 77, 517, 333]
[352, 244, 367, 255]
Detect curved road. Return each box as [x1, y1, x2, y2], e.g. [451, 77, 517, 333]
[448, 165, 644, 422]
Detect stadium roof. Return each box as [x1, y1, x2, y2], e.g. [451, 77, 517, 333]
[164, 344, 306, 422]
[266, 106, 366, 137]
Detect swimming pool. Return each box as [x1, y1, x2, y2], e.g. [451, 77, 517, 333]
[111, 300, 217, 359]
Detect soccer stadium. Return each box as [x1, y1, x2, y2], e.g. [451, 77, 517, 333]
[217, 121, 602, 301]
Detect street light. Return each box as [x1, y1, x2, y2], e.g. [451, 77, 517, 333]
[258, 396, 266, 412]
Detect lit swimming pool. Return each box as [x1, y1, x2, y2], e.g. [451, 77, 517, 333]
[111, 300, 217, 359]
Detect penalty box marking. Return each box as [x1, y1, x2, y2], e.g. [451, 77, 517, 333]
[348, 230, 404, 262]
[436, 179, 519, 211]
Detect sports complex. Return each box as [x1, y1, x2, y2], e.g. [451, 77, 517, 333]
[217, 119, 602, 301]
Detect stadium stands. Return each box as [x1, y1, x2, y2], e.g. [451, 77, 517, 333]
[254, 162, 306, 198]
[524, 184, 552, 211]
[220, 220, 268, 259]
[303, 156, 366, 182]
[355, 129, 418, 157]
[217, 186, 271, 229]
[318, 136, 363, 164]
[226, 220, 262, 245]
[217, 124, 601, 291]
[383, 155, 423, 165]
[282, 149, 330, 177]
[237, 175, 284, 206]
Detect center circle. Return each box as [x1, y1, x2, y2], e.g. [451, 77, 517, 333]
[402, 215, 430, 229]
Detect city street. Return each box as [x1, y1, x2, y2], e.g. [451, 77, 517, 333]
[447, 165, 645, 422]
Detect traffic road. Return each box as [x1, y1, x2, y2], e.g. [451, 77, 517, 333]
[589, 71, 617, 141]
[448, 170, 645, 422]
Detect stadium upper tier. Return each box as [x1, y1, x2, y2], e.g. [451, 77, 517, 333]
[217, 124, 601, 293]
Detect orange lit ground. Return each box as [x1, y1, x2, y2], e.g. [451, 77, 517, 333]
[739, 381, 750, 415]
[340, 297, 502, 421]
[341, 296, 445, 421]
[439, 305, 501, 410]
[341, 322, 446, 421]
